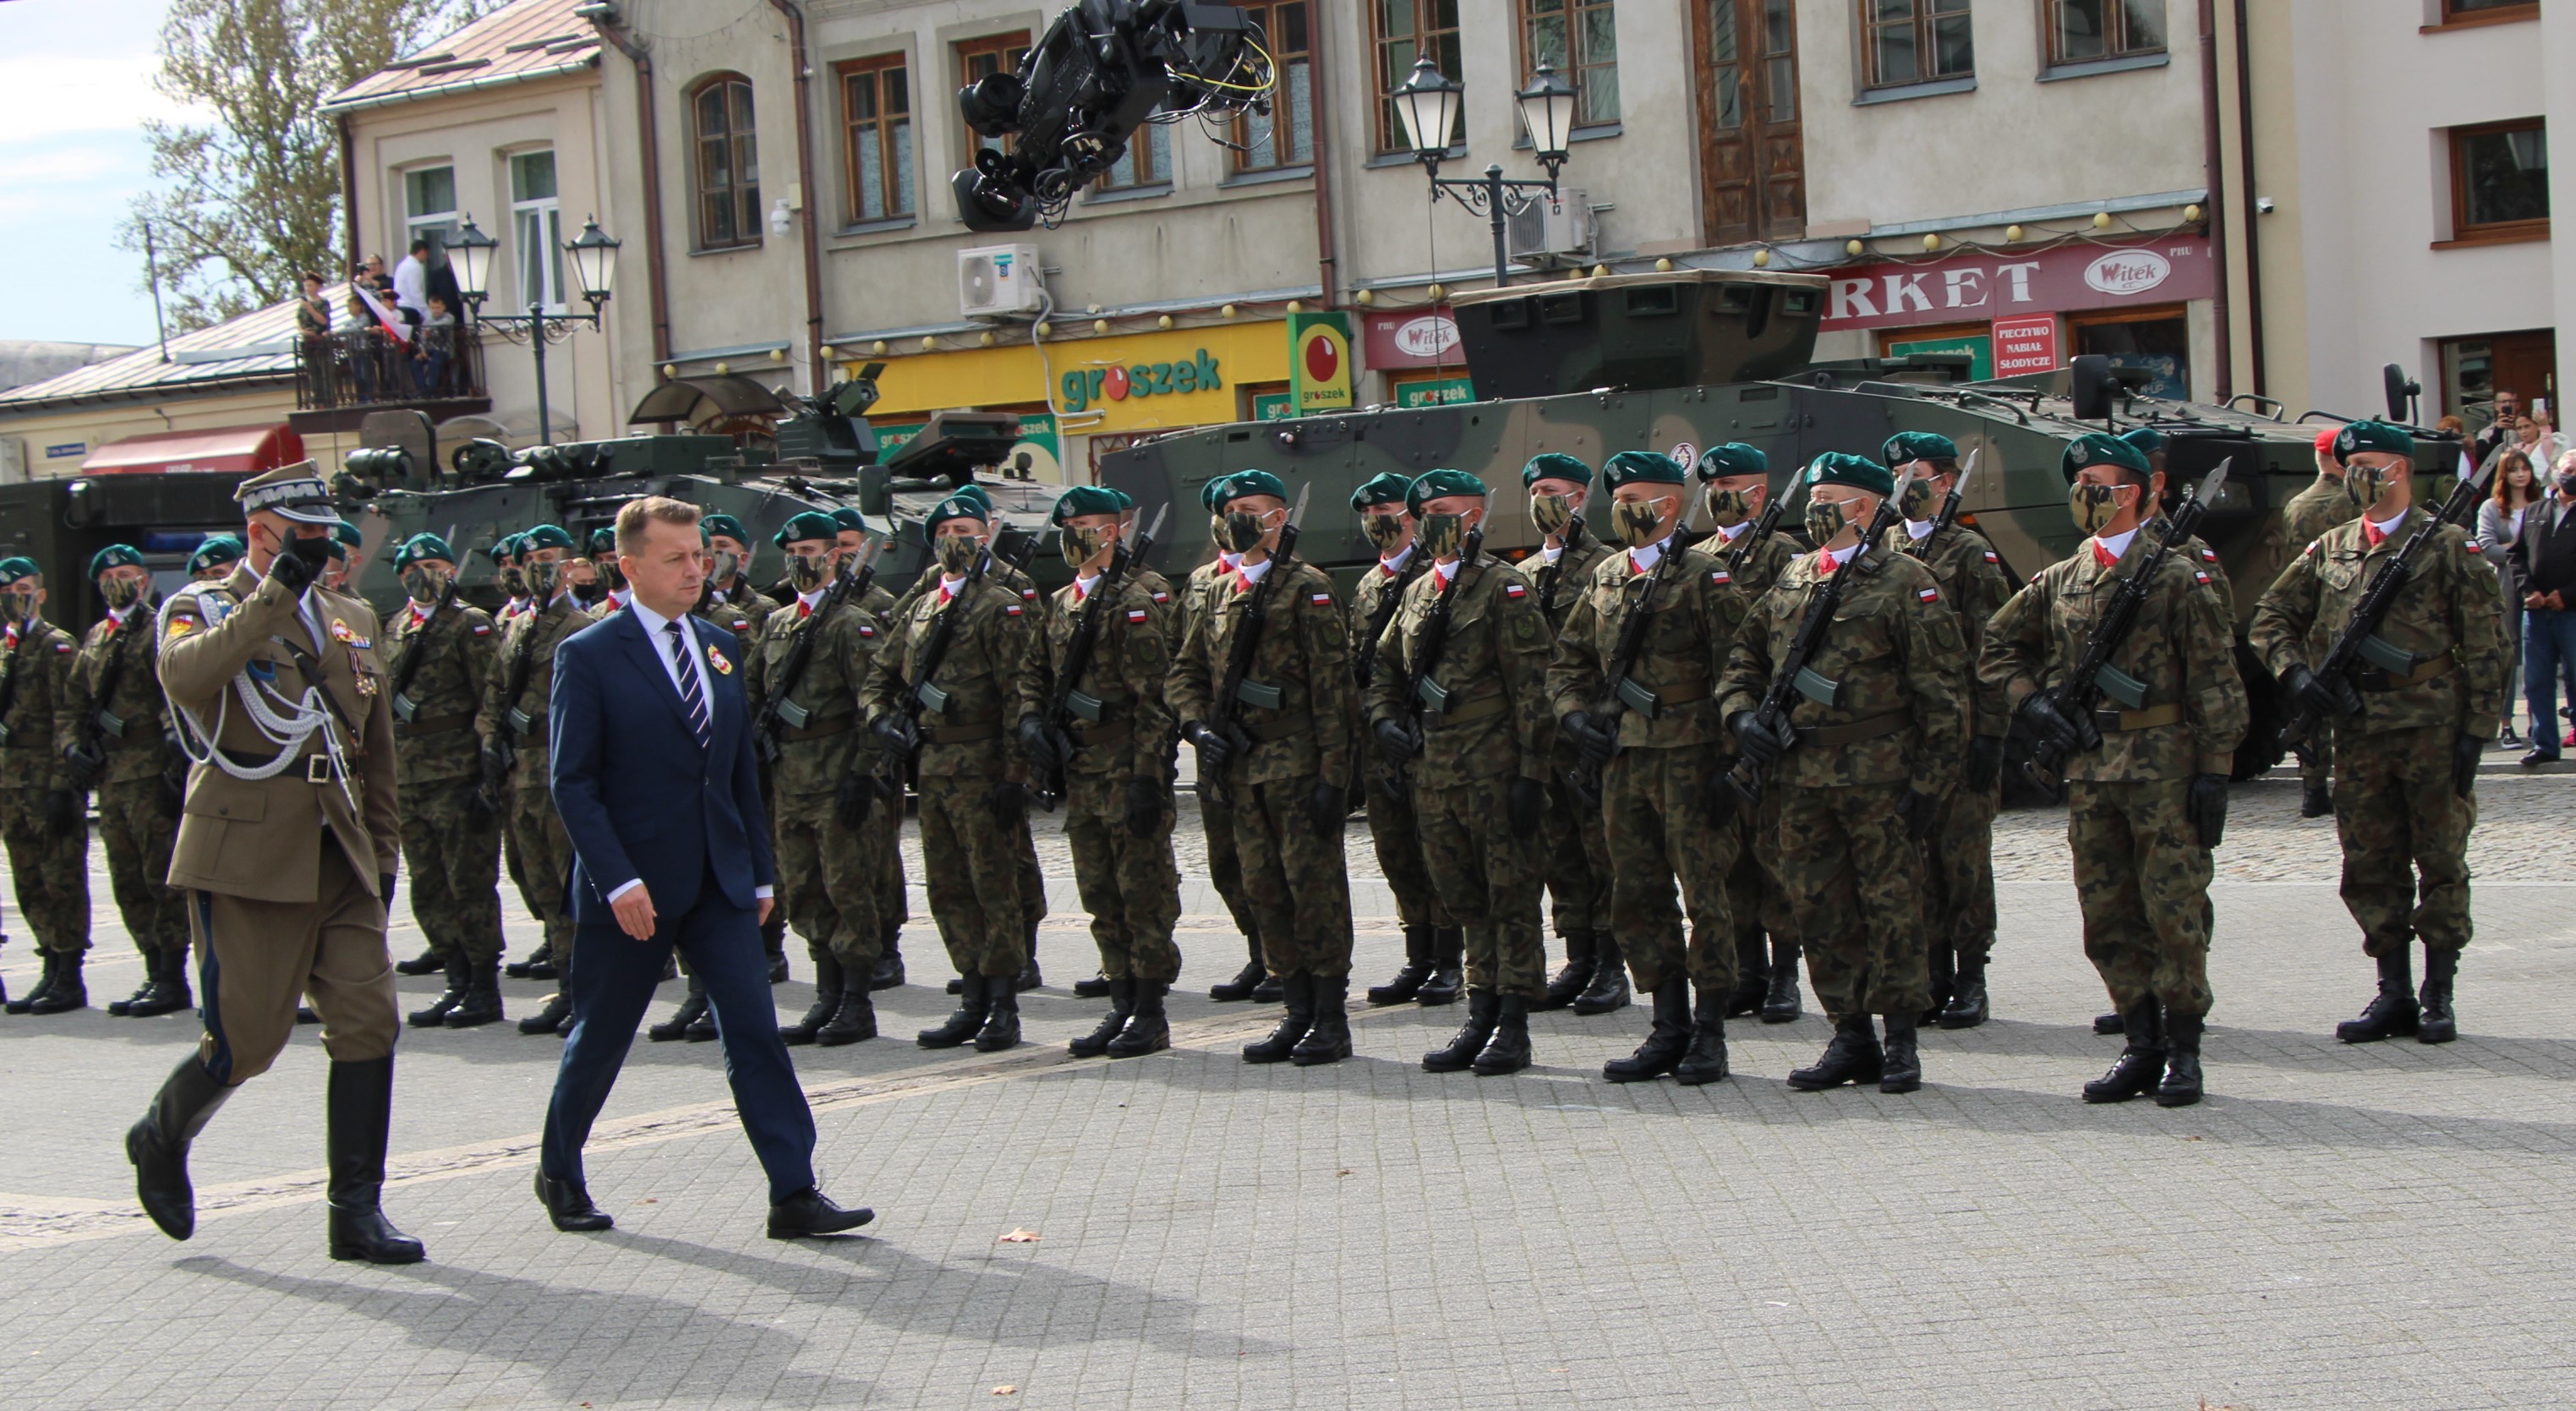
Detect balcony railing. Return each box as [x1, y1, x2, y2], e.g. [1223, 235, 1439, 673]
[293, 328, 486, 413]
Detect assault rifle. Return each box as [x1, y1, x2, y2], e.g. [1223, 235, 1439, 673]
[1391, 524, 1485, 784]
[1031, 505, 1167, 812]
[1926, 446, 1981, 539]
[1566, 528, 1687, 809]
[872, 537, 995, 790]
[387, 579, 458, 725]
[2018, 460, 2233, 798]
[63, 602, 150, 796]
[1533, 508, 1590, 619]
[1351, 544, 1419, 692]
[755, 535, 883, 765]
[1197, 482, 1312, 807]
[1726, 468, 1924, 806]
[2278, 458, 2495, 752]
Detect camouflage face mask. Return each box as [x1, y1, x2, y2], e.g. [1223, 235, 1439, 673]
[1699, 486, 1753, 529]
[1529, 492, 1578, 537]
[1217, 509, 1273, 554]
[1897, 475, 1939, 523]
[710, 550, 741, 586]
[498, 564, 528, 597]
[101, 576, 145, 610]
[1803, 498, 1858, 546]
[1059, 523, 1111, 568]
[932, 533, 982, 576]
[1611, 497, 1671, 550]
[400, 566, 449, 604]
[2067, 482, 2126, 536]
[1359, 511, 1408, 553]
[786, 552, 829, 591]
[527, 559, 559, 597]
[0, 594, 35, 626]
[1417, 511, 1468, 560]
[2344, 460, 2393, 507]
[596, 557, 626, 591]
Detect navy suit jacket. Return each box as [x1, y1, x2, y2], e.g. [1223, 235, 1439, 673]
[549, 606, 774, 926]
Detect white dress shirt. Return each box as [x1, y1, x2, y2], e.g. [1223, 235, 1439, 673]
[613, 598, 770, 903]
[392, 255, 429, 317]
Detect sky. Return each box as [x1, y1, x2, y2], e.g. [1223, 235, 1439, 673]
[0, 0, 198, 348]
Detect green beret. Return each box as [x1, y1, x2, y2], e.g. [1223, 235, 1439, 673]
[698, 513, 749, 544]
[774, 511, 841, 548]
[1521, 452, 1594, 488]
[522, 523, 576, 552]
[588, 527, 617, 555]
[333, 519, 363, 548]
[325, 537, 348, 561]
[2333, 418, 2415, 462]
[923, 495, 987, 538]
[187, 535, 243, 573]
[949, 484, 994, 514]
[1803, 452, 1895, 498]
[1880, 432, 1957, 467]
[395, 533, 456, 569]
[1199, 477, 1232, 511]
[0, 556, 39, 585]
[1405, 468, 1489, 516]
[2119, 427, 2165, 455]
[2059, 431, 2152, 482]
[1215, 469, 1288, 507]
[88, 544, 145, 579]
[1051, 484, 1125, 524]
[1350, 472, 1414, 511]
[829, 506, 867, 533]
[1694, 443, 1768, 481]
[1600, 450, 1685, 490]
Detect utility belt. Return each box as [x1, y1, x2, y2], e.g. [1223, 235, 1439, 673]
[90, 706, 165, 743]
[2090, 703, 2184, 733]
[2356, 653, 2455, 693]
[1417, 678, 1508, 731]
[776, 712, 857, 743]
[392, 713, 473, 740]
[1801, 709, 1910, 748]
[924, 712, 1003, 745]
[1608, 675, 1712, 720]
[222, 747, 344, 783]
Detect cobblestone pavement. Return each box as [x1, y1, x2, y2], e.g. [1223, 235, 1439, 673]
[3, 771, 2573, 1409]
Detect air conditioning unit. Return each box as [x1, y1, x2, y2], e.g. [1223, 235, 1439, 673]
[959, 243, 1046, 319]
[1507, 190, 1594, 268]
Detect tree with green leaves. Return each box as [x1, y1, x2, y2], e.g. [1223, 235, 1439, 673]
[121, 0, 494, 331]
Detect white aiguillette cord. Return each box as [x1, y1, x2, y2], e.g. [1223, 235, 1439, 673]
[161, 586, 360, 818]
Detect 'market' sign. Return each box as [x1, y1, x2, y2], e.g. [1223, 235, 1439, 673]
[1817, 237, 2212, 333]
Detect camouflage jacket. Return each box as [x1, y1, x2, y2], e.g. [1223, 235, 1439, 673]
[1706, 525, 1802, 604]
[1720, 547, 1963, 791]
[1549, 539, 1749, 752]
[887, 556, 1042, 628]
[383, 596, 496, 787]
[1982, 532, 2248, 781]
[2280, 477, 2359, 555]
[1516, 535, 1612, 632]
[756, 585, 895, 798]
[1168, 557, 1356, 788]
[2152, 516, 2237, 617]
[2249, 506, 2507, 741]
[483, 593, 591, 769]
[1020, 576, 1174, 782]
[0, 617, 80, 790]
[1365, 550, 1553, 786]
[1884, 521, 2016, 736]
[1348, 551, 1430, 694]
[65, 604, 172, 785]
[858, 573, 1037, 779]
[1129, 566, 1183, 656]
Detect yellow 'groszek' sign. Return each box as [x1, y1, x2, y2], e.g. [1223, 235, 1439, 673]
[843, 320, 1293, 435]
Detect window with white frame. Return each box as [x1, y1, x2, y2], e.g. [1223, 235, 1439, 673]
[509, 150, 566, 311]
[404, 165, 458, 254]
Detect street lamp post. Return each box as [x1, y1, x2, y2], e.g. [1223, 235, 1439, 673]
[1392, 59, 1579, 289]
[446, 214, 621, 446]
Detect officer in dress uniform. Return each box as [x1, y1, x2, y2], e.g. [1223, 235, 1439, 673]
[67, 544, 192, 1019]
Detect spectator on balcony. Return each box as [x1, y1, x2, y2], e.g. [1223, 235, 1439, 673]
[346, 293, 386, 402]
[296, 272, 331, 340]
[413, 293, 456, 397]
[393, 239, 431, 329]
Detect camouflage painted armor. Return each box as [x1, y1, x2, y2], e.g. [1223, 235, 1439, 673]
[1518, 535, 1614, 939]
[385, 596, 502, 965]
[758, 585, 899, 971]
[68, 604, 185, 956]
[1884, 519, 2015, 961]
[1348, 550, 1448, 933]
[0, 616, 88, 956]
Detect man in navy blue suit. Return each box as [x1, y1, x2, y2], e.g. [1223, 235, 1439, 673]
[534, 495, 873, 1239]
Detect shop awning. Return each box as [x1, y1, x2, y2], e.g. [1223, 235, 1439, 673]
[81, 424, 305, 475]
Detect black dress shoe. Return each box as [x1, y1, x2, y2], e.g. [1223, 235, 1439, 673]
[767, 1187, 875, 1239]
[536, 1169, 613, 1231]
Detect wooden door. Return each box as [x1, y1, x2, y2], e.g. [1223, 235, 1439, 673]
[1693, 0, 1805, 246]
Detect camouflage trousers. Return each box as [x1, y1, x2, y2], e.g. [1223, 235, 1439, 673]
[507, 770, 577, 968]
[1775, 781, 1928, 1018]
[0, 785, 89, 954]
[1064, 772, 1182, 982]
[98, 777, 187, 955]
[2295, 741, 2331, 793]
[1540, 763, 1612, 938]
[774, 792, 892, 970]
[1364, 762, 1450, 930]
[2334, 725, 2476, 957]
[1416, 774, 1547, 997]
[2069, 778, 2213, 1019]
[1197, 790, 1262, 954]
[1725, 789, 1797, 955]
[1233, 777, 1355, 978]
[918, 772, 1028, 979]
[1600, 744, 1739, 993]
[397, 777, 503, 965]
[1013, 807, 1047, 932]
[1920, 774, 1999, 960]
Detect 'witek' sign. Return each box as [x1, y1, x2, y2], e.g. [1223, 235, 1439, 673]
[1818, 237, 2212, 333]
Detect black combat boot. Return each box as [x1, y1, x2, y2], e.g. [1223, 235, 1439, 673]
[109, 952, 157, 1016]
[2094, 1010, 2126, 1036]
[1422, 990, 1499, 1072]
[780, 954, 844, 1046]
[1251, 969, 1285, 1004]
[127, 948, 194, 1019]
[918, 973, 989, 1048]
[2419, 948, 2459, 1045]
[869, 929, 905, 991]
[1922, 944, 1955, 1026]
[516, 943, 558, 981]
[2082, 997, 2166, 1103]
[394, 945, 443, 976]
[1939, 949, 1990, 1030]
[1725, 930, 1769, 1018]
[1574, 932, 1631, 1015]
[1074, 971, 1113, 999]
[1879, 1014, 1922, 1094]
[1291, 974, 1353, 1066]
[1673, 985, 1731, 1086]
[1602, 977, 1691, 1083]
[1787, 1015, 1885, 1091]
[1015, 921, 1043, 993]
[945, 973, 966, 995]
[1760, 938, 1802, 1024]
[127, 1056, 233, 1240]
[1070, 978, 1135, 1058]
[975, 979, 1022, 1052]
[407, 954, 469, 1028]
[1211, 927, 1265, 1001]
[645, 977, 703, 1042]
[2156, 1009, 2204, 1107]
[2300, 782, 2333, 818]
[1539, 932, 1594, 1012]
[2336, 949, 2420, 1043]
[1415, 928, 1466, 1007]
[28, 953, 85, 1014]
[766, 929, 790, 984]
[444, 959, 504, 1028]
[1473, 992, 1534, 1076]
[324, 1057, 425, 1264]
[817, 987, 878, 1046]
[1366, 925, 1436, 1006]
[1243, 972, 1312, 1064]
[1107, 980, 1171, 1058]
[297, 1004, 322, 1025]
[519, 989, 573, 1036]
[3, 950, 53, 1014]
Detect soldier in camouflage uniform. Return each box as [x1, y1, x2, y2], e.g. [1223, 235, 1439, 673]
[65, 546, 189, 1018]
[862, 495, 1039, 1053]
[1879, 432, 2015, 1030]
[380, 533, 506, 1029]
[1179, 475, 1276, 1004]
[1722, 453, 1964, 1096]
[1692, 443, 1806, 1025]
[2278, 426, 2361, 818]
[188, 535, 243, 583]
[1171, 469, 1361, 1066]
[0, 558, 90, 1015]
[2251, 418, 2506, 1049]
[1367, 469, 1554, 1075]
[1018, 485, 1182, 1058]
[486, 524, 598, 1036]
[1551, 451, 1750, 1084]
[832, 506, 911, 991]
[1984, 432, 2247, 1107]
[1517, 453, 1622, 1017]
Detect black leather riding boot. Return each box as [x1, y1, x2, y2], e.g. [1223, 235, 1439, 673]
[127, 1056, 233, 1240]
[324, 1058, 424, 1264]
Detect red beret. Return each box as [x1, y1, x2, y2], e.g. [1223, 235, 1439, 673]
[2315, 425, 2341, 454]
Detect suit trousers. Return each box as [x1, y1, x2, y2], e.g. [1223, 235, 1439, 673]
[539, 865, 818, 1203]
[189, 839, 399, 1085]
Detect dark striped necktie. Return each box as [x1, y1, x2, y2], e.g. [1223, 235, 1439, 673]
[666, 619, 712, 751]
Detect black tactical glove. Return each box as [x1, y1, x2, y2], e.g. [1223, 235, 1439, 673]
[1182, 721, 1234, 771]
[1560, 709, 1616, 767]
[1703, 770, 1742, 829]
[1371, 718, 1417, 767]
[2452, 733, 2485, 800]
[1896, 787, 1940, 842]
[61, 745, 101, 796]
[380, 874, 398, 910]
[987, 779, 1027, 825]
[1124, 776, 1164, 836]
[1305, 779, 1346, 833]
[2017, 694, 2098, 757]
[2187, 773, 2230, 850]
[42, 788, 79, 838]
[1966, 734, 2006, 794]
[1507, 776, 1546, 834]
[2283, 663, 2361, 720]
[872, 713, 920, 757]
[266, 539, 319, 593]
[1015, 716, 1062, 774]
[466, 786, 496, 829]
[1729, 710, 1789, 769]
[835, 770, 877, 829]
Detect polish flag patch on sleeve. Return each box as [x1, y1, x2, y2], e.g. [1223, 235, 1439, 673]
[1021, 588, 1040, 601]
[1917, 586, 1941, 604]
[1151, 591, 1170, 604]
[1127, 608, 1150, 624]
[471, 622, 492, 636]
[1709, 570, 1731, 586]
[856, 623, 877, 637]
[2200, 547, 2219, 563]
[1004, 604, 1024, 617]
[52, 641, 72, 654]
[1310, 591, 1332, 606]
[1983, 550, 2000, 564]
[1504, 581, 1527, 599]
[2194, 570, 2213, 587]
